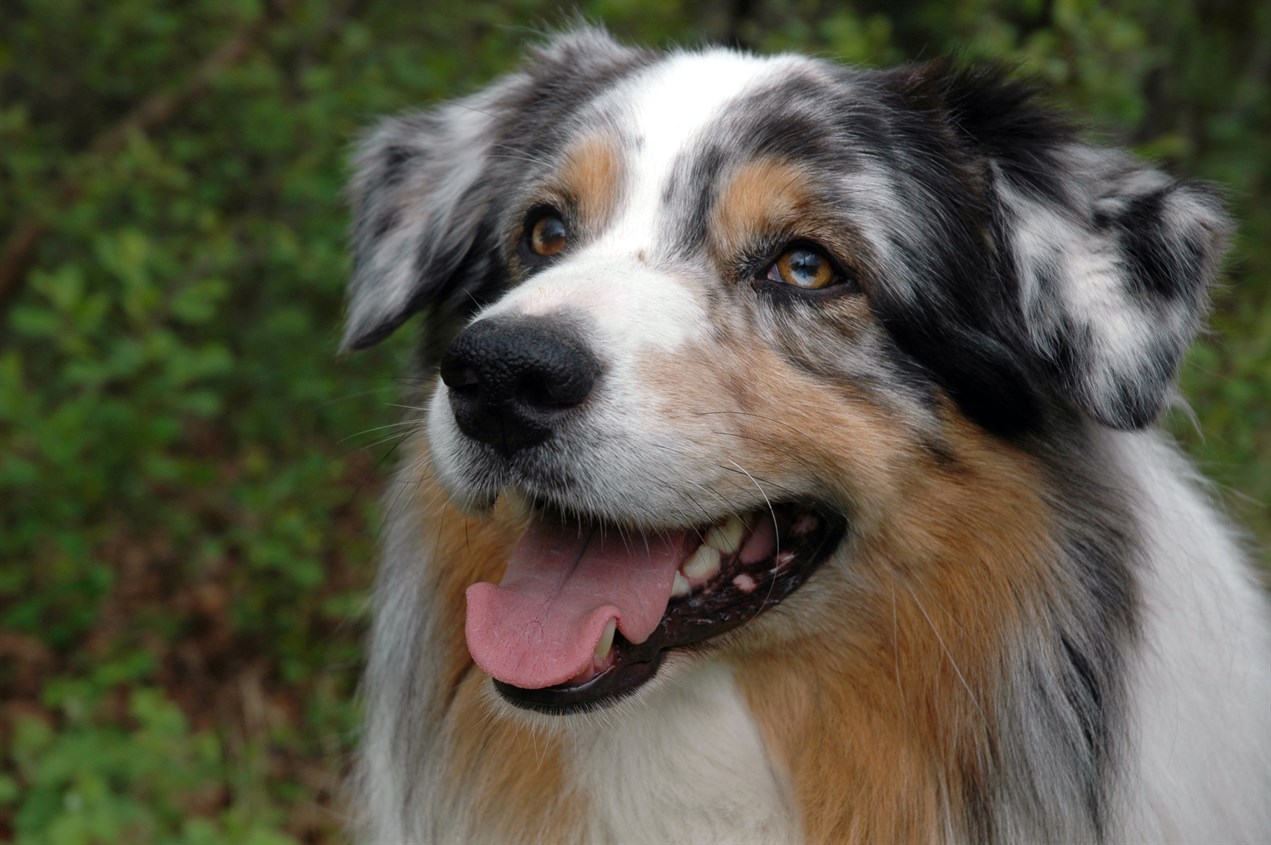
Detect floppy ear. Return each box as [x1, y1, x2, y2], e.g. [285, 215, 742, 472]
[342, 28, 644, 351]
[997, 143, 1230, 429]
[342, 86, 513, 351]
[892, 62, 1231, 431]
[950, 67, 1231, 430]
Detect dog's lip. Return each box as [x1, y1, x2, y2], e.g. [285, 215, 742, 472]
[491, 501, 846, 714]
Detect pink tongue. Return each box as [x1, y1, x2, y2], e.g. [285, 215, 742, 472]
[465, 514, 688, 689]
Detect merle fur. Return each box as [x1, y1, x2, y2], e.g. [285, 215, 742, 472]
[343, 32, 1236, 844]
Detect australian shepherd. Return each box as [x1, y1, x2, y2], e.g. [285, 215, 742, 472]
[341, 29, 1271, 844]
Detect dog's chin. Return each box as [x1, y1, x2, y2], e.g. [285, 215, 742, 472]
[481, 498, 848, 716]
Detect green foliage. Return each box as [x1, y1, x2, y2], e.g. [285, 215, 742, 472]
[1, 1, 1266, 841]
[8, 689, 295, 845]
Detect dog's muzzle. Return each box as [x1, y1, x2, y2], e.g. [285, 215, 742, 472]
[439, 316, 602, 456]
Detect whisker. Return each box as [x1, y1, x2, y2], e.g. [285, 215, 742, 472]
[727, 458, 780, 550]
[905, 582, 987, 726]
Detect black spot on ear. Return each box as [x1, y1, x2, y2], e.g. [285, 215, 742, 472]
[1039, 314, 1093, 390]
[1098, 188, 1205, 303]
[369, 207, 400, 242]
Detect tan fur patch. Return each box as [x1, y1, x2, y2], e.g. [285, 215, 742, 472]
[641, 337, 910, 528]
[558, 136, 623, 232]
[409, 439, 526, 698]
[712, 158, 817, 262]
[735, 412, 1056, 841]
[441, 670, 588, 844]
[410, 435, 588, 842]
[505, 136, 624, 270]
[710, 158, 868, 277]
[641, 339, 1057, 839]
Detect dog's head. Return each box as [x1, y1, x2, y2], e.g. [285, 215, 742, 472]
[345, 30, 1228, 713]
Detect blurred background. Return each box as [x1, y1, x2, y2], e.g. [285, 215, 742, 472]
[0, 0, 1267, 842]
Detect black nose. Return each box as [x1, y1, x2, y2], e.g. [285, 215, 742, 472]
[439, 317, 601, 456]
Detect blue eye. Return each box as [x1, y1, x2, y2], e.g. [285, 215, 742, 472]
[767, 245, 838, 289]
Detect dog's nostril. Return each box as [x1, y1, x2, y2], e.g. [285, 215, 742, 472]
[446, 364, 480, 393]
[439, 316, 601, 455]
[517, 366, 593, 410]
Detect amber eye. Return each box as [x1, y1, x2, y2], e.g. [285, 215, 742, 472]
[527, 212, 568, 258]
[766, 245, 838, 290]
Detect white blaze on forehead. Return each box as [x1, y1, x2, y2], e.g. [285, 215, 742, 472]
[486, 49, 802, 355]
[602, 49, 804, 252]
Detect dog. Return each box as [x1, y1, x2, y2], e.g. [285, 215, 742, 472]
[341, 28, 1271, 844]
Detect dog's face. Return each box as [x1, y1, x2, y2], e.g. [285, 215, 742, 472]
[345, 31, 1227, 714]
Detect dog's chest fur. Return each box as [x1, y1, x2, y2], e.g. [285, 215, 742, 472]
[427, 662, 795, 844]
[565, 663, 796, 843]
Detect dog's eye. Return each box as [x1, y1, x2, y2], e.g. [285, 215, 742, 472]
[766, 245, 838, 290]
[527, 212, 569, 258]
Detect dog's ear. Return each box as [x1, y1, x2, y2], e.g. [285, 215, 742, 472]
[998, 141, 1230, 430]
[891, 62, 1231, 430]
[342, 28, 643, 351]
[342, 90, 509, 351]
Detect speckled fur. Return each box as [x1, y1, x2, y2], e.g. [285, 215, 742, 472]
[345, 29, 1271, 844]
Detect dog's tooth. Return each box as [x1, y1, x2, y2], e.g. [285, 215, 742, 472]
[683, 545, 721, 585]
[733, 573, 757, 593]
[704, 515, 746, 554]
[671, 571, 691, 598]
[594, 618, 616, 663]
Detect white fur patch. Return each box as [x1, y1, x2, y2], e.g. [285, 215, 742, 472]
[478, 250, 708, 357]
[571, 661, 797, 843]
[1115, 433, 1271, 843]
[598, 51, 803, 253]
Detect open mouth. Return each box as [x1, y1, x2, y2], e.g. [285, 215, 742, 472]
[464, 501, 845, 714]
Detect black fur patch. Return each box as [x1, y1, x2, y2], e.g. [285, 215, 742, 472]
[1101, 187, 1205, 304]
